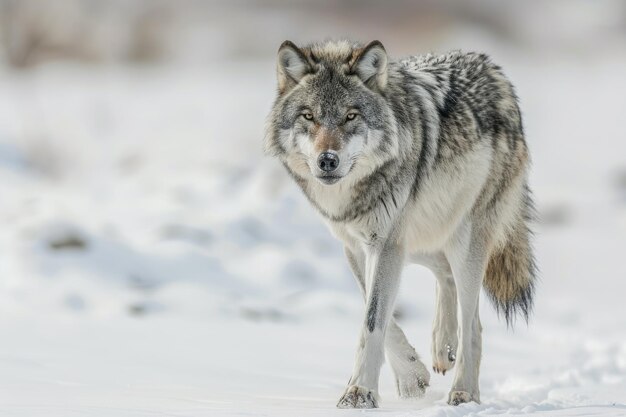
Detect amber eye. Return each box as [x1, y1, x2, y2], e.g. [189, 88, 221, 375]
[346, 112, 359, 121]
[302, 112, 314, 121]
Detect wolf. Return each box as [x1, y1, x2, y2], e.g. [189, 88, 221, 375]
[265, 39, 536, 408]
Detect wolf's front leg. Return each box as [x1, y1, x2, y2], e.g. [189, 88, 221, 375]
[385, 321, 431, 398]
[337, 242, 404, 409]
[346, 247, 430, 399]
[444, 223, 487, 405]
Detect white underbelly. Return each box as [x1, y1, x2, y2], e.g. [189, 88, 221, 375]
[401, 147, 492, 253]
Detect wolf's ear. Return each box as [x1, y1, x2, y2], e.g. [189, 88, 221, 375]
[351, 40, 388, 91]
[277, 41, 311, 93]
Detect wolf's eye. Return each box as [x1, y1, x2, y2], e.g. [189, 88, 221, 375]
[346, 112, 359, 122]
[301, 112, 314, 121]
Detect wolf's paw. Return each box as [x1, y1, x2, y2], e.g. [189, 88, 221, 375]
[447, 390, 478, 406]
[394, 360, 430, 398]
[432, 341, 456, 375]
[336, 385, 378, 409]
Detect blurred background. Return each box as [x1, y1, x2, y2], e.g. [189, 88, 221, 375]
[1, 1, 625, 416]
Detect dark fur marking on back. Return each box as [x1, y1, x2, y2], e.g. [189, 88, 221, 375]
[410, 89, 432, 197]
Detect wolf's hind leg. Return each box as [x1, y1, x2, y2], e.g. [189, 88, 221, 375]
[444, 222, 487, 405]
[344, 246, 430, 400]
[410, 252, 458, 376]
[431, 260, 458, 375]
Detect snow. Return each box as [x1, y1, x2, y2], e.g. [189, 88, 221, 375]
[1, 27, 626, 417]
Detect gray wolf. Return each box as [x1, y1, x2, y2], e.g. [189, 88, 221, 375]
[265, 39, 536, 408]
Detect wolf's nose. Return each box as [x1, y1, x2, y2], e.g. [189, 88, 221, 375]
[317, 152, 339, 172]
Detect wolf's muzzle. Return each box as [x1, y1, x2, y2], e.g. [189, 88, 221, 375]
[318, 152, 340, 172]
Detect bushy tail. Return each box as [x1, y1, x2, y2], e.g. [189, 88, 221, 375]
[483, 197, 537, 326]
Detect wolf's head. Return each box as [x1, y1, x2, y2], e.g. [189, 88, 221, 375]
[265, 40, 398, 186]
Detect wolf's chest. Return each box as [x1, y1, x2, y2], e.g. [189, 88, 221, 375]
[306, 180, 358, 219]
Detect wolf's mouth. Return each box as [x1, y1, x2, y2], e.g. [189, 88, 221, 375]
[317, 175, 341, 185]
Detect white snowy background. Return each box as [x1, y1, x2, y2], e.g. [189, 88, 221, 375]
[1, 1, 625, 416]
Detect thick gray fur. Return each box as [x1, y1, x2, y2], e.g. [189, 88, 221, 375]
[265, 39, 537, 408]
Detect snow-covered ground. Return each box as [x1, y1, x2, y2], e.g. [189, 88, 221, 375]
[1, 38, 626, 416]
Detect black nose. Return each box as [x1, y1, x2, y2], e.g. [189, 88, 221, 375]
[317, 152, 340, 172]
